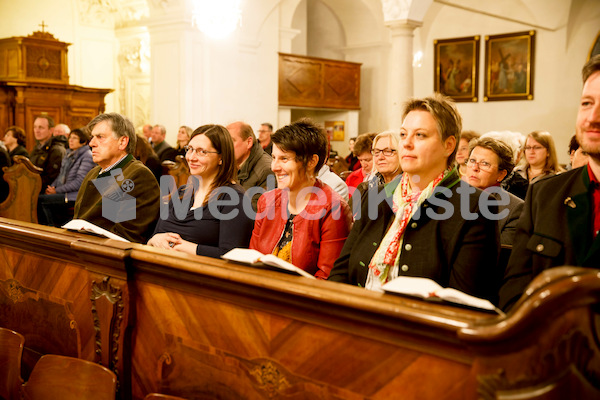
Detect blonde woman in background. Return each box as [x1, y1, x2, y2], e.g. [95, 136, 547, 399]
[176, 125, 193, 157]
[514, 130, 564, 183]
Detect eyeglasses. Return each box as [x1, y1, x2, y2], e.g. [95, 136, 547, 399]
[371, 148, 397, 157]
[524, 145, 545, 151]
[184, 145, 220, 157]
[466, 158, 495, 172]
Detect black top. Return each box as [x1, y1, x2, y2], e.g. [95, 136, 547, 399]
[153, 183, 254, 258]
[9, 145, 29, 159]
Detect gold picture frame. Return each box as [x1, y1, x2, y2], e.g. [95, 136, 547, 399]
[434, 35, 480, 102]
[484, 30, 536, 101]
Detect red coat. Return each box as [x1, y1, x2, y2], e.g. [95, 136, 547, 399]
[250, 180, 353, 279]
[345, 168, 365, 197]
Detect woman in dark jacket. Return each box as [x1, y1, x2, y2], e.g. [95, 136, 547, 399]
[329, 94, 501, 303]
[4, 126, 29, 159]
[38, 127, 95, 227]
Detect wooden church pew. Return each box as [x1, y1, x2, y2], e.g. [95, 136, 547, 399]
[0, 219, 598, 399]
[0, 156, 42, 223]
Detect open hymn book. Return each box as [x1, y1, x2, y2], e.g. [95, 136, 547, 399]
[382, 276, 502, 314]
[62, 219, 130, 242]
[222, 248, 316, 279]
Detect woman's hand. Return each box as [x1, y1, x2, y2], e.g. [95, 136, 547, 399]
[45, 186, 57, 194]
[171, 238, 198, 255]
[147, 232, 183, 250]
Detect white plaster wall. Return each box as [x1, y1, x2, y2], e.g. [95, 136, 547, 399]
[414, 0, 600, 164]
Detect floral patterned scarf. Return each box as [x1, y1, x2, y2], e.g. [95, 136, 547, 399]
[367, 168, 453, 284]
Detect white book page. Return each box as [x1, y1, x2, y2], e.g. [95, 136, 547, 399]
[62, 219, 130, 242]
[259, 254, 316, 279]
[434, 288, 496, 311]
[382, 276, 443, 298]
[221, 248, 263, 264]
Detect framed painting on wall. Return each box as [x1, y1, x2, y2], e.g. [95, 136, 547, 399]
[434, 35, 480, 102]
[484, 30, 536, 101]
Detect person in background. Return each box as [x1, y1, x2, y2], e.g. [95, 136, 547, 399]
[3, 126, 29, 159]
[0, 146, 10, 202]
[345, 133, 376, 196]
[30, 115, 66, 193]
[227, 121, 273, 211]
[371, 131, 402, 185]
[38, 127, 95, 227]
[456, 130, 480, 176]
[499, 55, 600, 311]
[250, 119, 352, 279]
[176, 125, 192, 157]
[568, 134, 589, 170]
[74, 113, 160, 243]
[514, 130, 564, 183]
[134, 134, 162, 182]
[464, 137, 523, 246]
[52, 123, 70, 149]
[345, 137, 360, 171]
[142, 124, 153, 143]
[257, 122, 273, 155]
[151, 124, 178, 162]
[148, 124, 254, 258]
[329, 93, 500, 304]
[481, 130, 528, 199]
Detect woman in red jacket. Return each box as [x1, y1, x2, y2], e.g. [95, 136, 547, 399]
[250, 119, 353, 279]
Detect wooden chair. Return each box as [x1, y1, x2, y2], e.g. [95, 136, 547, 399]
[21, 354, 116, 400]
[0, 327, 25, 400]
[0, 155, 42, 223]
[162, 155, 190, 188]
[144, 393, 188, 400]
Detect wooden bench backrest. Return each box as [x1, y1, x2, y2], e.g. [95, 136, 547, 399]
[0, 156, 42, 223]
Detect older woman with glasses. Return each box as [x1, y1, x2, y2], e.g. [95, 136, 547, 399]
[148, 124, 254, 258]
[329, 94, 500, 304]
[514, 130, 564, 183]
[464, 137, 524, 246]
[250, 119, 353, 279]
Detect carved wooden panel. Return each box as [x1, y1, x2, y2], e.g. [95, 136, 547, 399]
[0, 84, 111, 151]
[0, 30, 69, 84]
[26, 45, 62, 80]
[279, 53, 360, 110]
[131, 280, 470, 399]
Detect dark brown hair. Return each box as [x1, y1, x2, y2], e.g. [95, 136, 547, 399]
[271, 118, 328, 175]
[190, 124, 237, 204]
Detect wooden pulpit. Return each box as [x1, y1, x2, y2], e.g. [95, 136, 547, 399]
[0, 29, 112, 151]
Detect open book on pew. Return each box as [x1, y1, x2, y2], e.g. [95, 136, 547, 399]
[222, 248, 316, 279]
[62, 219, 130, 242]
[382, 276, 502, 314]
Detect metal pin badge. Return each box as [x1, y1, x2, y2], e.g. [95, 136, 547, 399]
[564, 197, 576, 209]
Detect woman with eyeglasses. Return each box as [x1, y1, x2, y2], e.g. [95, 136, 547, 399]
[147, 124, 254, 258]
[465, 137, 524, 246]
[249, 119, 353, 279]
[329, 94, 500, 304]
[348, 131, 402, 211]
[514, 131, 564, 183]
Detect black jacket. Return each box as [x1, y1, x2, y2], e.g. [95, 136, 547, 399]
[329, 170, 501, 303]
[30, 136, 67, 192]
[499, 167, 600, 310]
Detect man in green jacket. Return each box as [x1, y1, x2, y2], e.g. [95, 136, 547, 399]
[74, 113, 160, 243]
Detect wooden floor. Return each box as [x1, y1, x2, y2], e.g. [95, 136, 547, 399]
[1, 218, 599, 399]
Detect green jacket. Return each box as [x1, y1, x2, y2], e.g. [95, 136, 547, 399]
[74, 154, 160, 243]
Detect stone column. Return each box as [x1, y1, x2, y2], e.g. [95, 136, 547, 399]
[385, 19, 421, 130]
